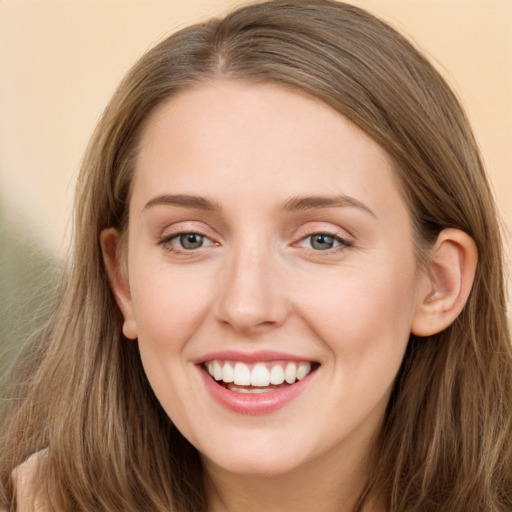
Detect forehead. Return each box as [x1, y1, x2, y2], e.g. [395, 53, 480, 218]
[131, 80, 406, 221]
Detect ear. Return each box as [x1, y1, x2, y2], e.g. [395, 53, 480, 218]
[100, 228, 138, 339]
[411, 228, 478, 337]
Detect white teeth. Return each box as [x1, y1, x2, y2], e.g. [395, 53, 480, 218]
[284, 362, 297, 384]
[251, 364, 270, 387]
[206, 360, 314, 388]
[222, 362, 234, 383]
[233, 362, 251, 385]
[228, 385, 273, 394]
[269, 365, 285, 385]
[213, 360, 223, 381]
[297, 362, 311, 380]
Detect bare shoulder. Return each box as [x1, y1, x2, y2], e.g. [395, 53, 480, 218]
[11, 451, 49, 512]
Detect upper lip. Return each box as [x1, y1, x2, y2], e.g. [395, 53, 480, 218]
[195, 350, 318, 365]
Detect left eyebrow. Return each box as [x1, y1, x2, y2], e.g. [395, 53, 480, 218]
[279, 195, 377, 218]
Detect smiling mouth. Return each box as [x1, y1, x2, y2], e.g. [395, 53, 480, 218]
[204, 360, 318, 394]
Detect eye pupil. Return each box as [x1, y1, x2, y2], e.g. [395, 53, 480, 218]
[311, 234, 334, 250]
[180, 233, 204, 249]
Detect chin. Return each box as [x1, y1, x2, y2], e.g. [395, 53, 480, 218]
[199, 438, 312, 478]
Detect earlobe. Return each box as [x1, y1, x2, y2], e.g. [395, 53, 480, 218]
[411, 228, 478, 337]
[100, 228, 138, 339]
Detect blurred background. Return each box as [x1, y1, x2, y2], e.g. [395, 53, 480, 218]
[1, 0, 511, 378]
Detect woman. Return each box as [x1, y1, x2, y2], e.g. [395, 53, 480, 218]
[1, 1, 511, 511]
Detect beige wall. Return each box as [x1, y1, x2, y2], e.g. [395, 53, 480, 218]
[1, 1, 511, 278]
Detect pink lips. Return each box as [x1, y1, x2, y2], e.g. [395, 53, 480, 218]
[196, 351, 317, 415]
[195, 350, 311, 364]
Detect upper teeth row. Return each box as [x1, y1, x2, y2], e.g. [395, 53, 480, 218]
[206, 360, 312, 387]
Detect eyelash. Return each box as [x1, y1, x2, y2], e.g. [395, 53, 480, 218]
[158, 231, 216, 254]
[296, 232, 352, 253]
[158, 230, 352, 255]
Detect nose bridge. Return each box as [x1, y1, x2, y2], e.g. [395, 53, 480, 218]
[215, 236, 287, 334]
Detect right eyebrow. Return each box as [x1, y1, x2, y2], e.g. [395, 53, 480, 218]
[143, 194, 222, 212]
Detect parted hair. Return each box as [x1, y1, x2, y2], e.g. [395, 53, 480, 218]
[1, 1, 511, 511]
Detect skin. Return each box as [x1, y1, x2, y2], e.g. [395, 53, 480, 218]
[102, 81, 477, 512]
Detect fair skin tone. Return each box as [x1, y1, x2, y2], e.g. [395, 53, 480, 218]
[99, 81, 477, 512]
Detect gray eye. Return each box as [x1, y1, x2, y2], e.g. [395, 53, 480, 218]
[310, 234, 335, 250]
[179, 233, 204, 249]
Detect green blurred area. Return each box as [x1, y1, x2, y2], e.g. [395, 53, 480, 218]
[0, 206, 60, 387]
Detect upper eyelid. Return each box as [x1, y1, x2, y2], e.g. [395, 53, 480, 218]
[293, 223, 353, 240]
[157, 221, 216, 239]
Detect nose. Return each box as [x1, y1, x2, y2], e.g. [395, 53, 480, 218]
[214, 243, 289, 336]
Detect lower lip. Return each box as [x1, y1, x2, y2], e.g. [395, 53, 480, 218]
[198, 367, 315, 415]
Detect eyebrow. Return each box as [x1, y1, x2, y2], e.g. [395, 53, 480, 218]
[143, 194, 221, 212]
[280, 195, 376, 218]
[143, 193, 376, 218]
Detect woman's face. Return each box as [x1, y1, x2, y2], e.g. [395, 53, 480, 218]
[118, 81, 427, 477]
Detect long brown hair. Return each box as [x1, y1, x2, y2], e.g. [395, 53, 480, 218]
[1, 1, 511, 510]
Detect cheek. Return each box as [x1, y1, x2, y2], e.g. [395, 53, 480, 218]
[128, 263, 216, 420]
[293, 260, 418, 363]
[129, 261, 215, 354]
[296, 268, 417, 422]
